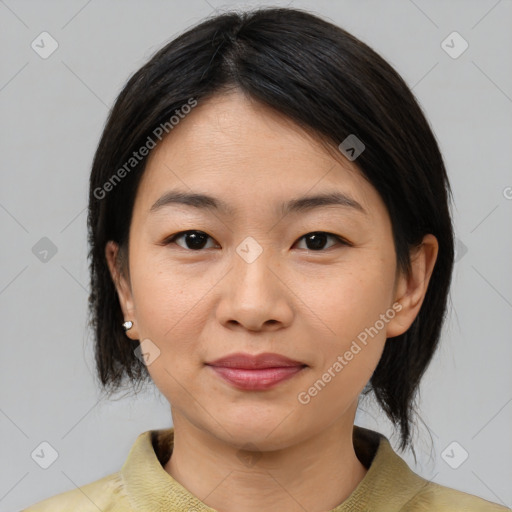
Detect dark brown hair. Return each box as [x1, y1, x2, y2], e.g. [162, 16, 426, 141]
[87, 6, 454, 451]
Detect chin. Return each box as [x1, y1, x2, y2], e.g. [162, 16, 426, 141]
[217, 412, 306, 449]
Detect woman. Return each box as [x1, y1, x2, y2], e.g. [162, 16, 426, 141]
[23, 6, 510, 512]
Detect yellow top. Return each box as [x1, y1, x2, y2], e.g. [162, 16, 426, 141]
[22, 425, 510, 511]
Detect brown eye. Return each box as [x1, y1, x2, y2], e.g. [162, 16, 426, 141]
[165, 230, 218, 250]
[295, 232, 349, 251]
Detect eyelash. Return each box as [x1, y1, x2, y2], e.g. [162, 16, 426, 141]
[162, 230, 352, 251]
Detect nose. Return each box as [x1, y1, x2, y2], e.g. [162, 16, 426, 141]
[215, 246, 294, 332]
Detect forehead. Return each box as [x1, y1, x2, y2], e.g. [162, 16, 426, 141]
[135, 92, 386, 222]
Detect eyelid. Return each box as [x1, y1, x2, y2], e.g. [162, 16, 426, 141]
[161, 230, 352, 250]
[296, 232, 352, 249]
[161, 230, 218, 248]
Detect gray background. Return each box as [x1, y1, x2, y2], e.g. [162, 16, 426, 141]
[1, 0, 511, 510]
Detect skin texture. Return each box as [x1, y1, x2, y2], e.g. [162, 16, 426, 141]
[106, 91, 438, 512]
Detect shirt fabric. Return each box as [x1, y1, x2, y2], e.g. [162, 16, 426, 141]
[22, 425, 510, 511]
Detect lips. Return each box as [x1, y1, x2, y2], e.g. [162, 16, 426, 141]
[205, 352, 306, 369]
[205, 352, 307, 391]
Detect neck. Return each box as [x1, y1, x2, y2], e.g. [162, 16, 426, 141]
[164, 411, 368, 512]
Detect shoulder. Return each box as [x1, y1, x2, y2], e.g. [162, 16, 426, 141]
[400, 480, 511, 512]
[21, 471, 133, 512]
[350, 426, 510, 512]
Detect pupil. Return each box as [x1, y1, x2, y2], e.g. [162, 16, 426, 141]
[183, 231, 329, 250]
[187, 231, 208, 250]
[307, 232, 327, 250]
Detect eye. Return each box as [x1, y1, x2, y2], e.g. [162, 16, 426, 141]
[294, 231, 350, 251]
[164, 230, 218, 250]
[163, 230, 350, 251]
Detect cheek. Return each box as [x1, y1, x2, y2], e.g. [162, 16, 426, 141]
[293, 255, 394, 396]
[132, 274, 203, 403]
[295, 269, 391, 416]
[129, 254, 209, 336]
[294, 256, 395, 341]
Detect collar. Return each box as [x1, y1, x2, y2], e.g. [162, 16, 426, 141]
[120, 425, 428, 511]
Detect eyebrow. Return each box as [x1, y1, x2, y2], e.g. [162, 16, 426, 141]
[149, 189, 367, 216]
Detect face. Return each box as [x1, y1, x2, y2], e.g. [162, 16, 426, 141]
[107, 91, 436, 450]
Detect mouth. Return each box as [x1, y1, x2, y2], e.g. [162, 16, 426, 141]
[207, 365, 306, 390]
[205, 352, 307, 391]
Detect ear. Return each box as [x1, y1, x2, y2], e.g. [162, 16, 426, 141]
[386, 234, 439, 339]
[105, 241, 139, 340]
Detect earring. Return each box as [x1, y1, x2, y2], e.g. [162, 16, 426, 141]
[122, 320, 133, 331]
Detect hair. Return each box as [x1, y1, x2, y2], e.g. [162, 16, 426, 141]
[87, 6, 454, 451]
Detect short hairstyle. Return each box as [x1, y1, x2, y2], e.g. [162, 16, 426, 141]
[87, 6, 454, 451]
